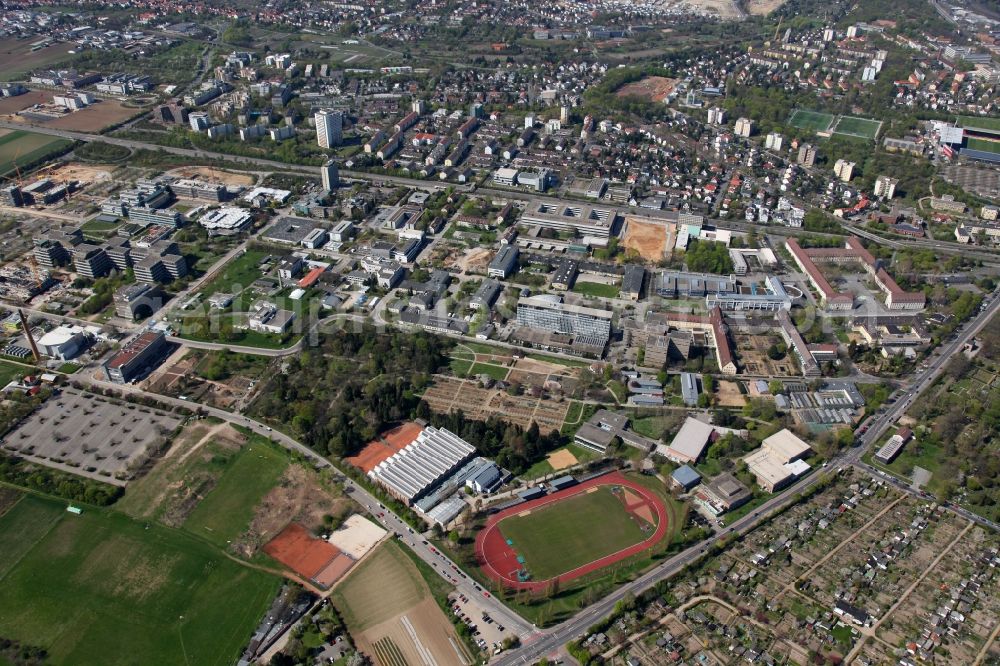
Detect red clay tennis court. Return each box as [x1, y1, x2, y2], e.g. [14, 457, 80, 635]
[264, 522, 354, 587]
[474, 471, 670, 592]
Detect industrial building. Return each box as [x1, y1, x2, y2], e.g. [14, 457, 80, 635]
[36, 325, 89, 360]
[743, 429, 812, 492]
[368, 426, 477, 505]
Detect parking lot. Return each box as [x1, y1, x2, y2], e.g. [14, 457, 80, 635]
[0, 388, 184, 483]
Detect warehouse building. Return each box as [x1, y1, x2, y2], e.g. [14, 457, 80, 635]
[368, 426, 477, 505]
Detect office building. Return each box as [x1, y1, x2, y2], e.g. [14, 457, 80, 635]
[487, 245, 519, 279]
[516, 294, 611, 344]
[320, 160, 339, 190]
[104, 330, 167, 383]
[315, 109, 343, 148]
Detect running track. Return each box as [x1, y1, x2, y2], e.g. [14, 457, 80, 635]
[474, 471, 669, 592]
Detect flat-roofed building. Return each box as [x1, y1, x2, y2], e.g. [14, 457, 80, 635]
[744, 428, 813, 492]
[574, 409, 629, 453]
[516, 294, 612, 346]
[103, 330, 167, 383]
[518, 201, 617, 239]
[697, 472, 751, 514]
[487, 245, 519, 279]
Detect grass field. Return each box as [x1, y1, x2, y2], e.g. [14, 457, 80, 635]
[966, 137, 1000, 155]
[182, 437, 289, 547]
[467, 362, 509, 381]
[498, 486, 648, 580]
[0, 494, 279, 666]
[788, 109, 836, 132]
[0, 359, 31, 387]
[195, 248, 268, 298]
[0, 130, 72, 176]
[572, 281, 620, 299]
[957, 115, 1000, 133]
[832, 115, 882, 139]
[332, 540, 429, 631]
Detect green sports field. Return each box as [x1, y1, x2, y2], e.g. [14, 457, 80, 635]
[0, 493, 279, 666]
[0, 129, 71, 176]
[966, 137, 1000, 155]
[957, 115, 1000, 133]
[832, 115, 882, 139]
[498, 486, 649, 580]
[788, 109, 836, 132]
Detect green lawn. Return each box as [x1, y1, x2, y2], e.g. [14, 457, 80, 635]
[0, 359, 32, 387]
[0, 495, 64, 579]
[196, 248, 268, 298]
[468, 362, 509, 381]
[526, 353, 589, 368]
[0, 495, 279, 666]
[498, 485, 649, 580]
[182, 437, 289, 547]
[572, 281, 620, 299]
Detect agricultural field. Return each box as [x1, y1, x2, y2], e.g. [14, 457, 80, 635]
[788, 109, 836, 133]
[421, 374, 570, 434]
[332, 540, 470, 666]
[46, 98, 142, 132]
[0, 38, 74, 80]
[0, 129, 72, 176]
[0, 493, 279, 666]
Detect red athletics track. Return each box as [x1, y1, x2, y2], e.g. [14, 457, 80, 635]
[474, 471, 669, 592]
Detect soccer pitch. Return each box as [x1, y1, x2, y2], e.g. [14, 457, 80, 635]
[832, 115, 883, 139]
[966, 137, 1000, 155]
[788, 109, 836, 132]
[498, 486, 649, 580]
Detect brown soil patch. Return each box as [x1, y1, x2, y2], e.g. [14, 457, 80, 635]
[622, 216, 669, 260]
[546, 448, 578, 471]
[746, 0, 789, 14]
[513, 356, 576, 377]
[0, 90, 48, 115]
[346, 422, 422, 473]
[168, 165, 256, 187]
[264, 522, 342, 581]
[454, 247, 493, 273]
[231, 463, 348, 558]
[632, 504, 655, 525]
[38, 161, 115, 186]
[46, 99, 139, 132]
[715, 380, 746, 407]
[616, 76, 679, 103]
